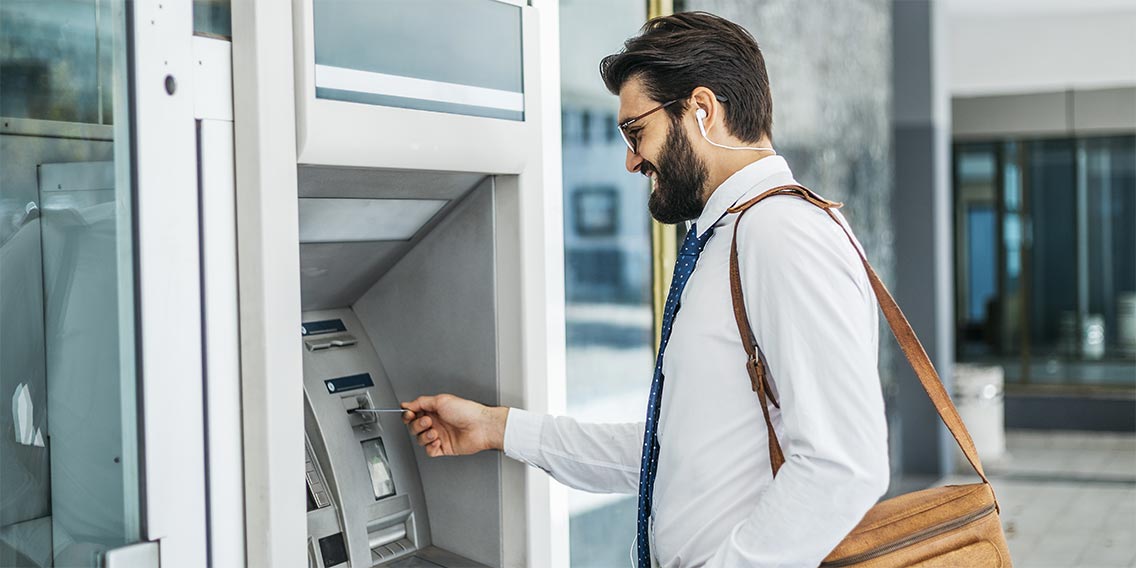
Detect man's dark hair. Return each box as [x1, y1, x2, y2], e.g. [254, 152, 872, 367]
[599, 11, 773, 143]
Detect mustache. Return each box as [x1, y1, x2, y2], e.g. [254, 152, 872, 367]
[640, 161, 657, 178]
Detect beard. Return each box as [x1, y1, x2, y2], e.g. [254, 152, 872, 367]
[643, 118, 710, 224]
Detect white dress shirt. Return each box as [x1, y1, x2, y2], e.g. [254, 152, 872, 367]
[505, 156, 891, 567]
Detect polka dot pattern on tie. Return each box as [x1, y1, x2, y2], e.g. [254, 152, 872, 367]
[636, 223, 714, 568]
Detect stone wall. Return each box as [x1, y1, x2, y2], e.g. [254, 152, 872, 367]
[678, 0, 896, 384]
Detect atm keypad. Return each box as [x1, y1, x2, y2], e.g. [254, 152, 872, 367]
[305, 448, 332, 509]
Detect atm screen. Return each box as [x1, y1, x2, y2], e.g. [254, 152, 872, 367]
[361, 437, 396, 500]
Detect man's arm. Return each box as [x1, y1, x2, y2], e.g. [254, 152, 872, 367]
[505, 409, 643, 494]
[707, 197, 890, 567]
[403, 395, 643, 494]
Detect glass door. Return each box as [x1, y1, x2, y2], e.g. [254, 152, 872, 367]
[1, 1, 142, 565]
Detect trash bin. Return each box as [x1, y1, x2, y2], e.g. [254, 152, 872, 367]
[953, 364, 1006, 471]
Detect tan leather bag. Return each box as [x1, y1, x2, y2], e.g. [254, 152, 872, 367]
[727, 185, 1013, 567]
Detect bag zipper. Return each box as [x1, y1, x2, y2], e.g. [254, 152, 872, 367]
[820, 503, 998, 567]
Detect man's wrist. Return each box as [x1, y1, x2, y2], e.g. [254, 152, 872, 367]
[488, 406, 510, 452]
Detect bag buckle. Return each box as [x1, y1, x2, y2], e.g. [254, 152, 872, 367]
[747, 352, 780, 409]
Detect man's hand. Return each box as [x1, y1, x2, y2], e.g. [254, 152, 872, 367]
[401, 394, 509, 457]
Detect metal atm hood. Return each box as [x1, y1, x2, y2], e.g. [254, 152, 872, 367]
[297, 165, 488, 311]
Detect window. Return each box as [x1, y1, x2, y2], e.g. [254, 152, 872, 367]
[954, 135, 1136, 386]
[560, 1, 653, 565]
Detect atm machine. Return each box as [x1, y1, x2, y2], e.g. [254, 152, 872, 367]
[297, 171, 506, 568]
[279, 0, 564, 566]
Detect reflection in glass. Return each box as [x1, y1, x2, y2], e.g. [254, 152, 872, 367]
[312, 0, 524, 120]
[955, 146, 999, 358]
[194, 0, 231, 38]
[0, 1, 120, 124]
[1084, 136, 1136, 360]
[1028, 139, 1077, 357]
[954, 136, 1136, 386]
[560, 2, 652, 566]
[1, 1, 141, 565]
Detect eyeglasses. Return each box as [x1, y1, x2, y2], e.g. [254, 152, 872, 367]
[617, 99, 680, 155]
[616, 95, 729, 155]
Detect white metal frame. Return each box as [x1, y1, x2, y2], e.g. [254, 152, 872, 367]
[291, 0, 536, 172]
[194, 35, 248, 568]
[130, 1, 208, 565]
[231, 1, 308, 567]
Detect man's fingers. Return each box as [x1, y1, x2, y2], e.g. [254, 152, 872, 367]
[410, 416, 432, 435]
[410, 395, 440, 413]
[416, 429, 437, 446]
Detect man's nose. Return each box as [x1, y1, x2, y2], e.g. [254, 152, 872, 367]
[625, 148, 644, 174]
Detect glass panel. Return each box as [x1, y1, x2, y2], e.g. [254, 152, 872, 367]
[1084, 135, 1136, 376]
[312, 0, 524, 121]
[0, 1, 119, 124]
[194, 0, 231, 38]
[559, 1, 650, 566]
[954, 145, 999, 358]
[1027, 140, 1078, 362]
[956, 136, 1136, 387]
[1000, 142, 1026, 358]
[1, 1, 141, 566]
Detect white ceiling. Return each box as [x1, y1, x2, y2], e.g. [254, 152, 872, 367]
[945, 0, 1136, 96]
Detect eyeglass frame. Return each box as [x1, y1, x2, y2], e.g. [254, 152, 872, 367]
[616, 94, 729, 155]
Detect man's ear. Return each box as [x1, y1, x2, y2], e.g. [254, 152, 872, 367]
[689, 87, 720, 130]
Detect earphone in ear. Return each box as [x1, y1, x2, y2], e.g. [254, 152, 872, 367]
[695, 107, 775, 153]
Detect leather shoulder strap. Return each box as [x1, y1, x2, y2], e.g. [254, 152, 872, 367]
[727, 185, 994, 489]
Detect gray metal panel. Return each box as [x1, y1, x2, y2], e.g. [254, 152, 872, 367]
[298, 198, 448, 243]
[301, 242, 406, 311]
[38, 161, 115, 192]
[353, 178, 501, 567]
[1072, 87, 1136, 135]
[298, 165, 485, 201]
[297, 167, 489, 311]
[953, 86, 1136, 139]
[952, 91, 1069, 139]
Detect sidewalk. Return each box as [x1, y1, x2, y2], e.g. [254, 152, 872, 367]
[937, 430, 1136, 568]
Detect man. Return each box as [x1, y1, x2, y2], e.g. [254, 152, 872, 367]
[401, 12, 890, 567]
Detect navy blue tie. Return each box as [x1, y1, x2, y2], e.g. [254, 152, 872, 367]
[636, 223, 714, 567]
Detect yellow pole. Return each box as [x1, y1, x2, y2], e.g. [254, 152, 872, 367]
[648, 0, 673, 20]
[647, 0, 676, 354]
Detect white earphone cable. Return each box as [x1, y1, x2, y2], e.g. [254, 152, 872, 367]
[696, 108, 775, 153]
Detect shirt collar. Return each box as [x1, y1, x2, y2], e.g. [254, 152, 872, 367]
[694, 155, 796, 238]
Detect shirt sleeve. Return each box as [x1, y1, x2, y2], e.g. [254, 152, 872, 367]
[503, 407, 644, 494]
[706, 197, 891, 568]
